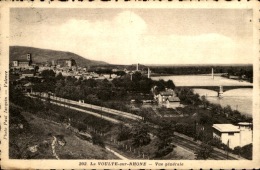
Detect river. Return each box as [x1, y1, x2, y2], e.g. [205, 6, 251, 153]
[151, 75, 253, 116]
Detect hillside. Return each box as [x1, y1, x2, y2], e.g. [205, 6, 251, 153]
[10, 46, 108, 67]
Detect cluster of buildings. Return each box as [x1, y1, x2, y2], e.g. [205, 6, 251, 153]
[10, 53, 154, 81]
[153, 88, 181, 109]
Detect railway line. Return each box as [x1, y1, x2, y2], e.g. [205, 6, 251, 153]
[28, 92, 242, 160]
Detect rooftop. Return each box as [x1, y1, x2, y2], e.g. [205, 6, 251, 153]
[212, 124, 240, 133]
[238, 122, 252, 126]
[167, 96, 180, 102]
[160, 89, 176, 96]
[18, 59, 30, 62]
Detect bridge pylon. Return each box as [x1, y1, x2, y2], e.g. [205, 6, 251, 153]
[218, 85, 224, 97]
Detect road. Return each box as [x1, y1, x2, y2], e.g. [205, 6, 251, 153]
[28, 93, 243, 160]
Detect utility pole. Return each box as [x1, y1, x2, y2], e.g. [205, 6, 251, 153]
[226, 139, 229, 160]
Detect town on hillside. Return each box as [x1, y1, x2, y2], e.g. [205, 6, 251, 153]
[9, 52, 253, 160]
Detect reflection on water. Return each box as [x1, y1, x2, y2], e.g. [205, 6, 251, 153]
[152, 75, 252, 86]
[193, 88, 252, 116]
[152, 75, 253, 116]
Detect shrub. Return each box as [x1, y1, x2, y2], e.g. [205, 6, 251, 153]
[154, 145, 174, 158]
[91, 132, 105, 148]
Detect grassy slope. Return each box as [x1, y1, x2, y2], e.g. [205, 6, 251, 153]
[10, 46, 108, 67]
[11, 111, 118, 159]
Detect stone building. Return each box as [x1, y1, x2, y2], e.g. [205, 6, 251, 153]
[12, 53, 33, 68]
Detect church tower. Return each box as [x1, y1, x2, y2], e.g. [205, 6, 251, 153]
[27, 53, 32, 61]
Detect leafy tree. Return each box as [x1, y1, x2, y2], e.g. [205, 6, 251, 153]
[165, 80, 175, 89]
[234, 144, 252, 160]
[117, 124, 132, 141]
[131, 121, 151, 147]
[132, 72, 142, 82]
[156, 120, 175, 149]
[91, 132, 105, 148]
[195, 142, 213, 160]
[55, 72, 64, 80]
[41, 69, 55, 78]
[201, 95, 209, 109]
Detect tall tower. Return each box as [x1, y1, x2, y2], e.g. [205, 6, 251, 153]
[212, 68, 214, 79]
[27, 53, 32, 66]
[27, 53, 32, 61]
[136, 63, 139, 71]
[148, 68, 151, 78]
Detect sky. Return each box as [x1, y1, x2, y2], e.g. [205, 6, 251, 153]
[10, 8, 253, 65]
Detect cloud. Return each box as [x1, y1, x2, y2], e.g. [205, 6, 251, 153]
[11, 11, 253, 65]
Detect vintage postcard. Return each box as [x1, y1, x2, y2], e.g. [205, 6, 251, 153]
[1, 1, 259, 169]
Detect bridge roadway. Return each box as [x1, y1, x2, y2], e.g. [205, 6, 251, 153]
[28, 92, 243, 160]
[177, 85, 253, 93]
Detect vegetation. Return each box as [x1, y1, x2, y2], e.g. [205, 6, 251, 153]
[154, 120, 175, 158]
[195, 143, 213, 160]
[131, 121, 151, 147]
[150, 65, 253, 82]
[10, 64, 253, 159]
[233, 144, 252, 160]
[27, 70, 174, 116]
[117, 124, 132, 141]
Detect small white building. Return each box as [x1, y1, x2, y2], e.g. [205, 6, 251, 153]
[212, 123, 252, 149]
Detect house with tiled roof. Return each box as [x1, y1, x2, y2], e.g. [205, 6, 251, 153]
[157, 88, 181, 108]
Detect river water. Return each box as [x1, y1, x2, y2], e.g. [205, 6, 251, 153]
[151, 75, 253, 116]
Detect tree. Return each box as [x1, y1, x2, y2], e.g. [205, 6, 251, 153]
[91, 132, 105, 148]
[223, 105, 232, 117]
[131, 121, 151, 147]
[195, 142, 213, 160]
[55, 72, 64, 80]
[201, 95, 209, 109]
[166, 80, 175, 89]
[41, 69, 55, 78]
[156, 120, 175, 149]
[132, 72, 142, 82]
[117, 124, 132, 141]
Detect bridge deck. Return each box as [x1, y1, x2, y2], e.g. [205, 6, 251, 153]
[177, 85, 253, 92]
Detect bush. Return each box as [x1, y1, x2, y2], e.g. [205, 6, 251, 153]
[117, 124, 132, 141]
[154, 145, 174, 158]
[91, 132, 105, 148]
[195, 143, 213, 160]
[233, 144, 252, 160]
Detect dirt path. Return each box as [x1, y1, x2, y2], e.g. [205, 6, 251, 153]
[51, 136, 60, 160]
[105, 146, 129, 160]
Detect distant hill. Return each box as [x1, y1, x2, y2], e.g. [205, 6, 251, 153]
[9, 46, 108, 67]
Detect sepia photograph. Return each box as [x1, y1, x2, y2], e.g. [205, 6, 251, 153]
[1, 1, 259, 169]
